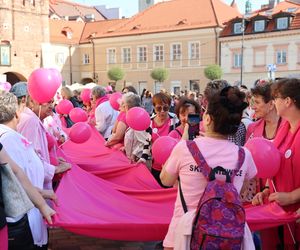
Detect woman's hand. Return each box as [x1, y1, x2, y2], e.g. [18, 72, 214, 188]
[39, 203, 56, 225]
[55, 159, 71, 174]
[41, 189, 58, 205]
[181, 123, 189, 140]
[269, 192, 293, 206]
[252, 188, 270, 205]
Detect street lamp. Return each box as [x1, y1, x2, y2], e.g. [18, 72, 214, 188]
[240, 17, 245, 86]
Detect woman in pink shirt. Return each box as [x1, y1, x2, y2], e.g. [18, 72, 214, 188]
[252, 78, 300, 249]
[160, 87, 257, 249]
[146, 92, 178, 187]
[242, 82, 283, 204]
[246, 82, 283, 141]
[168, 98, 200, 140]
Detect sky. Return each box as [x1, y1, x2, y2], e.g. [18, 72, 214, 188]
[74, 0, 270, 17]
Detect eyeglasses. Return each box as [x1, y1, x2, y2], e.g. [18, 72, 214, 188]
[155, 105, 169, 112]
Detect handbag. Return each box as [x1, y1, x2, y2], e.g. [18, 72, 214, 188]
[1, 163, 34, 218]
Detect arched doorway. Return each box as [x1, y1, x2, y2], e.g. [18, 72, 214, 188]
[4, 72, 27, 85]
[80, 78, 93, 84]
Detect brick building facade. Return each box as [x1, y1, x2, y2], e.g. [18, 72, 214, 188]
[0, 0, 50, 84]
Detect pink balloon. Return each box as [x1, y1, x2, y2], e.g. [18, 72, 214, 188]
[3, 82, 11, 91]
[109, 92, 122, 111]
[245, 137, 281, 178]
[126, 107, 151, 131]
[57, 100, 74, 115]
[80, 89, 91, 103]
[0, 82, 11, 92]
[55, 104, 62, 115]
[69, 122, 91, 143]
[152, 136, 178, 165]
[69, 108, 88, 123]
[28, 68, 60, 103]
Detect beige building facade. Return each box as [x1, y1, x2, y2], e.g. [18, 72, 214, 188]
[0, 0, 49, 83]
[77, 28, 220, 94]
[48, 0, 239, 94]
[220, 30, 300, 87]
[220, 1, 300, 87]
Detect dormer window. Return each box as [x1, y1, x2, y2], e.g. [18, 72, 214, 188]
[62, 27, 73, 39]
[254, 20, 265, 32]
[276, 17, 289, 30]
[233, 22, 243, 34]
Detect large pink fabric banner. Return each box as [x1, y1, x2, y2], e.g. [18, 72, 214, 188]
[51, 126, 299, 240]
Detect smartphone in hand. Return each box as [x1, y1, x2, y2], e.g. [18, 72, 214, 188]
[188, 114, 201, 140]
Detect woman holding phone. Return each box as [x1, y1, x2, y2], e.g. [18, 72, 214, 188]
[168, 98, 201, 140]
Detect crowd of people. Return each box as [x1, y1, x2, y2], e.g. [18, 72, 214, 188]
[0, 76, 299, 250]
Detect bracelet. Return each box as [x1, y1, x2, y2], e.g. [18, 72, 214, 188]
[262, 186, 270, 192]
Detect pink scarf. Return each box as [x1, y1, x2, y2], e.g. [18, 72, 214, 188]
[89, 95, 109, 122]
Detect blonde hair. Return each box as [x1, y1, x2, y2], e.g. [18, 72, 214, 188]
[61, 86, 73, 99]
[0, 92, 18, 123]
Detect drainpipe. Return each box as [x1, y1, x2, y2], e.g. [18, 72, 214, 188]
[214, 27, 219, 65]
[69, 45, 73, 84]
[90, 39, 96, 83]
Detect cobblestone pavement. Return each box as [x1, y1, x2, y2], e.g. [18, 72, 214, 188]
[49, 228, 163, 250]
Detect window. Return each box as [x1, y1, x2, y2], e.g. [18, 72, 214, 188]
[55, 53, 64, 65]
[107, 48, 116, 64]
[254, 20, 265, 32]
[276, 17, 289, 30]
[172, 44, 181, 60]
[276, 50, 287, 64]
[122, 48, 131, 63]
[83, 54, 90, 64]
[0, 44, 11, 66]
[30, 0, 35, 6]
[233, 22, 243, 34]
[254, 51, 265, 66]
[233, 53, 242, 68]
[189, 42, 200, 60]
[154, 45, 164, 61]
[138, 46, 147, 62]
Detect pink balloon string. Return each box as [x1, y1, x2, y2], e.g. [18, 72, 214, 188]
[59, 138, 70, 148]
[270, 179, 296, 244]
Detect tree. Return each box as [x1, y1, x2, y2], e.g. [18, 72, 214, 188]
[204, 64, 223, 80]
[150, 68, 169, 83]
[107, 67, 125, 83]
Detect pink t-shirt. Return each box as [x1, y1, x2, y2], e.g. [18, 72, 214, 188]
[151, 118, 171, 142]
[168, 126, 183, 140]
[163, 137, 257, 247]
[117, 111, 128, 126]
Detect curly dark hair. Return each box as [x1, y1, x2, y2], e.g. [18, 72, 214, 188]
[204, 79, 230, 100]
[207, 87, 248, 135]
[174, 97, 200, 117]
[251, 82, 273, 103]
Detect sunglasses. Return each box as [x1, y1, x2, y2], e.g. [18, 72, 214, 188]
[155, 105, 169, 112]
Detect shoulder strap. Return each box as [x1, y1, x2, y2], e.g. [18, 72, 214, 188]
[178, 178, 188, 213]
[186, 140, 211, 179]
[179, 141, 211, 214]
[174, 128, 182, 137]
[231, 147, 245, 182]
